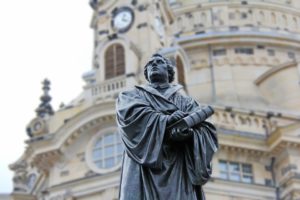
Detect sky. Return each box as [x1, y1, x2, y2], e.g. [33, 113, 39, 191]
[0, 0, 93, 193]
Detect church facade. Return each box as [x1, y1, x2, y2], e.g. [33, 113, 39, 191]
[10, 0, 300, 199]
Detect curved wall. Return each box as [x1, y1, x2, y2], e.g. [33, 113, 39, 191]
[169, 0, 300, 111]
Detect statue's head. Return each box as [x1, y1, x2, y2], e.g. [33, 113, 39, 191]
[144, 54, 175, 83]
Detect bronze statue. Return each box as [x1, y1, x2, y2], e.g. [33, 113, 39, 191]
[116, 54, 218, 200]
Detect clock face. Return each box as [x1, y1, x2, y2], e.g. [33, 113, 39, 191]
[33, 122, 42, 131]
[112, 7, 134, 33]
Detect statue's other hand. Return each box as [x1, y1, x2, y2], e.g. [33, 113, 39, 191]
[170, 128, 193, 141]
[167, 110, 187, 125]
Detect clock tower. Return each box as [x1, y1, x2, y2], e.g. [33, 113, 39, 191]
[85, 0, 176, 89]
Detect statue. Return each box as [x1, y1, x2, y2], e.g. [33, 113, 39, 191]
[116, 54, 218, 200]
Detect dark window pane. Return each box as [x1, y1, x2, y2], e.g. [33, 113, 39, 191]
[243, 175, 253, 183]
[242, 164, 252, 173]
[267, 49, 275, 56]
[229, 162, 240, 172]
[213, 49, 226, 56]
[288, 52, 295, 59]
[229, 173, 241, 181]
[235, 48, 253, 55]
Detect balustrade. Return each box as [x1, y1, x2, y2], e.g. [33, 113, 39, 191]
[89, 76, 127, 100]
[211, 108, 272, 137]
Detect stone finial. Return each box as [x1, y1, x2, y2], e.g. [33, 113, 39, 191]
[35, 79, 54, 118]
[89, 0, 98, 9]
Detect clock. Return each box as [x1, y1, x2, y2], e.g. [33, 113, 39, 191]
[27, 117, 47, 137]
[111, 7, 134, 33]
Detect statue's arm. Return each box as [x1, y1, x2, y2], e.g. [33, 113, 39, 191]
[116, 90, 169, 168]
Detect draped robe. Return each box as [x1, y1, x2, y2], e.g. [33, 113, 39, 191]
[116, 84, 218, 200]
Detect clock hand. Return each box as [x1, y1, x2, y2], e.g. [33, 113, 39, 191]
[122, 16, 128, 22]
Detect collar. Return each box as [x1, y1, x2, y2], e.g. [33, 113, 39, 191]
[149, 82, 170, 89]
[135, 84, 183, 100]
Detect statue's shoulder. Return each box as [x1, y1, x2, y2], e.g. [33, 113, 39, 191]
[171, 89, 201, 110]
[119, 87, 139, 96]
[134, 84, 148, 91]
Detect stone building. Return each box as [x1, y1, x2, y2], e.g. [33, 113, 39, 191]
[10, 0, 300, 199]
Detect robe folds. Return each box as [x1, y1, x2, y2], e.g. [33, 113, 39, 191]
[116, 84, 218, 200]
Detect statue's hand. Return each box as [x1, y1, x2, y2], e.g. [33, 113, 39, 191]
[169, 128, 193, 141]
[167, 110, 187, 125]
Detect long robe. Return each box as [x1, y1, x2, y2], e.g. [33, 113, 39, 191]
[116, 84, 218, 200]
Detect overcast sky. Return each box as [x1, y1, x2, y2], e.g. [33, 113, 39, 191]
[0, 0, 93, 193]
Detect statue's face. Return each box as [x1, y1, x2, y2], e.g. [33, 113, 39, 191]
[146, 56, 168, 83]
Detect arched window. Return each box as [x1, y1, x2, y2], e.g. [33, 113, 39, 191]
[27, 174, 37, 190]
[282, 15, 288, 28]
[259, 11, 265, 24]
[201, 12, 207, 26]
[271, 13, 276, 24]
[92, 131, 123, 170]
[105, 44, 125, 79]
[292, 17, 298, 29]
[176, 56, 186, 89]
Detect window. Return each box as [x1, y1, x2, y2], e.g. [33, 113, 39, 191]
[168, 0, 177, 4]
[257, 45, 265, 49]
[235, 48, 253, 55]
[201, 13, 207, 25]
[219, 160, 254, 183]
[267, 49, 275, 56]
[92, 131, 123, 170]
[265, 179, 273, 186]
[292, 17, 297, 29]
[27, 174, 37, 190]
[105, 44, 125, 79]
[271, 13, 276, 24]
[213, 49, 227, 56]
[288, 52, 295, 59]
[229, 26, 239, 31]
[259, 11, 265, 22]
[282, 15, 288, 27]
[241, 13, 247, 19]
[176, 56, 186, 89]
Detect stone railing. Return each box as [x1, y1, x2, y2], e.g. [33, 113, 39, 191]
[210, 107, 272, 138]
[172, 3, 300, 37]
[89, 75, 127, 100]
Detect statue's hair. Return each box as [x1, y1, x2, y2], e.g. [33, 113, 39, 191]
[144, 53, 175, 83]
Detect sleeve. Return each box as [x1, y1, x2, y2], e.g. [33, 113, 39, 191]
[116, 89, 168, 169]
[182, 98, 219, 185]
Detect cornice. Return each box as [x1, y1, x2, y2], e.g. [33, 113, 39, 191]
[176, 29, 300, 49]
[29, 101, 116, 157]
[171, 1, 300, 16]
[254, 61, 298, 85]
[48, 170, 120, 194]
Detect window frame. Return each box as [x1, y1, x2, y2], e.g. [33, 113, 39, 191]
[234, 47, 254, 55]
[86, 127, 124, 174]
[219, 160, 254, 184]
[104, 43, 125, 80]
